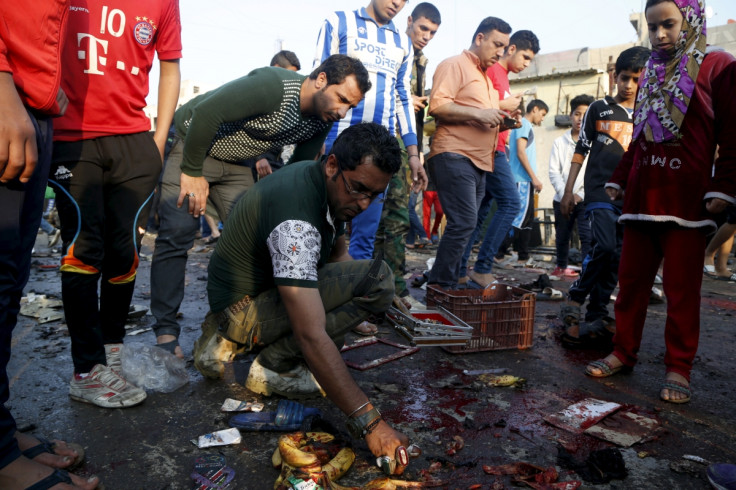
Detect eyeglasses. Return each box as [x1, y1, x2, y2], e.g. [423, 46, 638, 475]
[337, 167, 386, 203]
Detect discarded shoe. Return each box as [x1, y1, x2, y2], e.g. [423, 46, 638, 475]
[560, 303, 581, 326]
[245, 357, 325, 399]
[69, 364, 146, 408]
[706, 463, 736, 490]
[537, 287, 563, 301]
[561, 316, 615, 348]
[229, 399, 321, 431]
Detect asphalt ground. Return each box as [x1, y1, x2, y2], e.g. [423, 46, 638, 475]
[8, 232, 736, 489]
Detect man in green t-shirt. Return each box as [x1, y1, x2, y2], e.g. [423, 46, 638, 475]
[151, 55, 370, 357]
[194, 123, 413, 475]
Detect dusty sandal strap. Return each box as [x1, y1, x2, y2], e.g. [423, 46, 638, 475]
[26, 469, 72, 490]
[21, 437, 55, 460]
[156, 339, 179, 355]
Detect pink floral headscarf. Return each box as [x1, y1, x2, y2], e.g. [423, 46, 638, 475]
[632, 0, 707, 142]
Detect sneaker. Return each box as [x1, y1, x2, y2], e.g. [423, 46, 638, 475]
[69, 364, 147, 408]
[431, 234, 439, 244]
[551, 267, 579, 278]
[245, 357, 325, 399]
[48, 228, 61, 248]
[707, 463, 736, 490]
[105, 343, 123, 374]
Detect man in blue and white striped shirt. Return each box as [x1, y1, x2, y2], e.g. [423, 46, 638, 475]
[314, 0, 428, 263]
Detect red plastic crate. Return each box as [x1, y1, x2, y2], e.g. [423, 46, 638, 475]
[426, 283, 535, 353]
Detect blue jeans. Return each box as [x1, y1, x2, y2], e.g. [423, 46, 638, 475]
[0, 112, 52, 469]
[406, 191, 427, 245]
[460, 150, 520, 274]
[428, 153, 485, 287]
[348, 193, 384, 260]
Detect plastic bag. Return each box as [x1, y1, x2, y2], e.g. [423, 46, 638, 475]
[121, 342, 188, 393]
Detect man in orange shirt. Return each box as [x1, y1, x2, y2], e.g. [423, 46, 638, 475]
[426, 17, 515, 288]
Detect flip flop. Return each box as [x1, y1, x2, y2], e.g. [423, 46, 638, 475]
[660, 380, 691, 404]
[191, 455, 235, 489]
[229, 399, 321, 431]
[157, 339, 180, 355]
[22, 437, 85, 471]
[714, 273, 736, 282]
[26, 469, 73, 490]
[703, 264, 716, 277]
[585, 358, 633, 378]
[537, 287, 563, 301]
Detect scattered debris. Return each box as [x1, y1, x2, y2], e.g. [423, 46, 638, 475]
[557, 447, 627, 484]
[127, 304, 148, 319]
[584, 409, 659, 447]
[220, 398, 264, 412]
[462, 368, 508, 376]
[544, 398, 621, 434]
[19, 294, 64, 324]
[191, 454, 235, 490]
[191, 428, 241, 448]
[479, 374, 525, 387]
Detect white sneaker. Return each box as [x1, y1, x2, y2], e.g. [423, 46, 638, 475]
[105, 343, 123, 374]
[69, 364, 147, 408]
[245, 357, 325, 399]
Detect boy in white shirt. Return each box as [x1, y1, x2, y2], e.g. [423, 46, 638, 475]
[548, 95, 594, 278]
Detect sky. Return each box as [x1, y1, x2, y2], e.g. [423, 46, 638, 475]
[146, 0, 735, 104]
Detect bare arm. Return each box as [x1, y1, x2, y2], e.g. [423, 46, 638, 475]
[0, 72, 37, 183]
[277, 286, 409, 465]
[430, 102, 506, 127]
[516, 137, 541, 192]
[560, 161, 583, 216]
[327, 235, 352, 263]
[153, 60, 181, 160]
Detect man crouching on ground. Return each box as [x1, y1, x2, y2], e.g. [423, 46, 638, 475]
[194, 122, 409, 469]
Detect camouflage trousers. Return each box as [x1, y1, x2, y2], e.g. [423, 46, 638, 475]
[374, 154, 410, 296]
[193, 259, 394, 378]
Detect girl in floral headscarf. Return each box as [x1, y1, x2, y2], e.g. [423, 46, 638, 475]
[584, 0, 736, 403]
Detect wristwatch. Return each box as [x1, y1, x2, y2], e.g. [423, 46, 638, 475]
[346, 407, 381, 439]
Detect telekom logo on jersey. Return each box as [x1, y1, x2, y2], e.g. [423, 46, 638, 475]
[75, 5, 155, 76]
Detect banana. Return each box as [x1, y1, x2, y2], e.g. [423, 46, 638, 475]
[278, 434, 319, 467]
[322, 447, 355, 481]
[272, 447, 282, 468]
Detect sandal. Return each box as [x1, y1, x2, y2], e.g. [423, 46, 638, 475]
[26, 469, 73, 490]
[585, 358, 632, 378]
[156, 339, 180, 355]
[560, 303, 581, 326]
[661, 379, 691, 404]
[20, 435, 84, 471]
